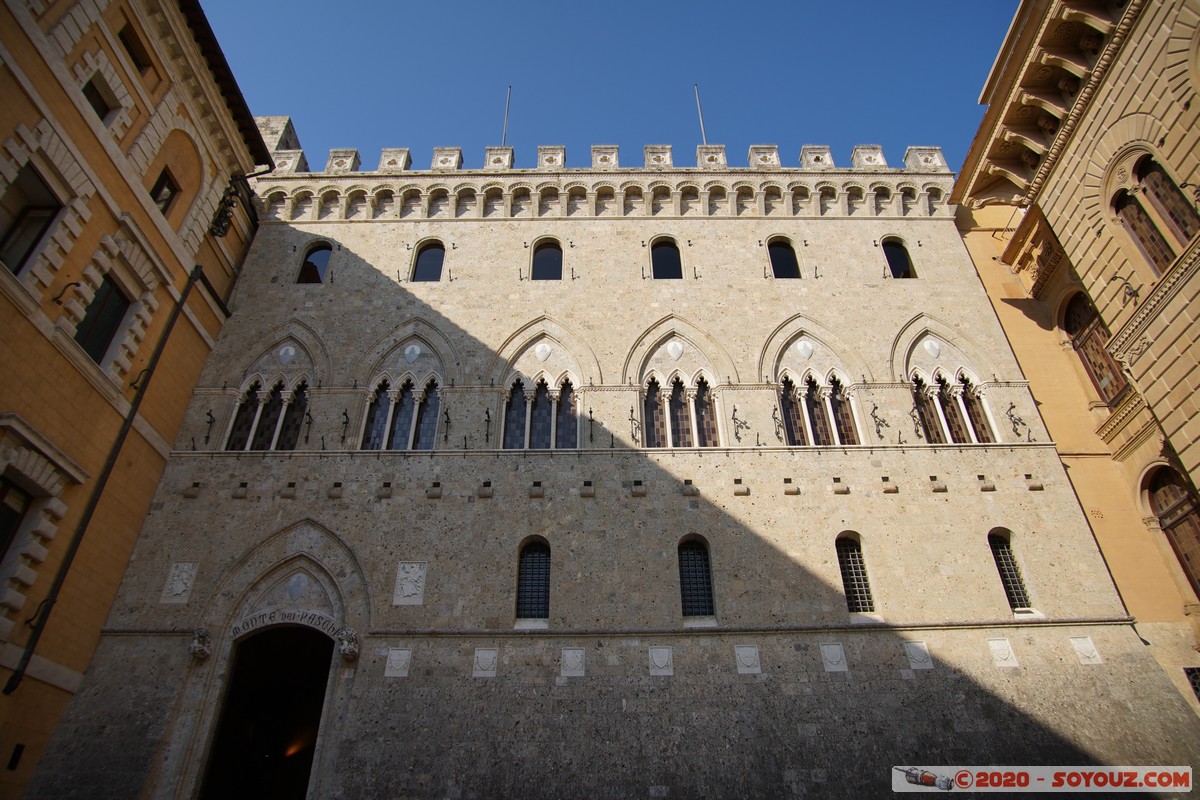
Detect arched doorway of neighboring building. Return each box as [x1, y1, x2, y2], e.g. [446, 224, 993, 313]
[199, 626, 335, 799]
[1148, 466, 1200, 600]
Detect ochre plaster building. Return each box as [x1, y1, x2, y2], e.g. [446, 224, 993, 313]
[0, 0, 269, 794]
[27, 111, 1200, 797]
[953, 0, 1200, 708]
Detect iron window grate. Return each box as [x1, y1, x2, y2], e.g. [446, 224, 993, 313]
[989, 535, 1031, 609]
[678, 541, 714, 616]
[516, 542, 550, 619]
[836, 538, 874, 612]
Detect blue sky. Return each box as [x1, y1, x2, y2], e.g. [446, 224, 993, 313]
[201, 1, 1018, 173]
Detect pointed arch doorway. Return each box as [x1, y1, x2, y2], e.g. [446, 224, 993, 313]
[199, 625, 334, 799]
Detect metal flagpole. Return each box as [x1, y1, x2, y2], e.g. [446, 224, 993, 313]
[502, 86, 512, 146]
[694, 83, 707, 145]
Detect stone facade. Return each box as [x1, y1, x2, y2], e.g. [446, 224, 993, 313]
[0, 0, 268, 794]
[28, 112, 1200, 798]
[953, 0, 1200, 709]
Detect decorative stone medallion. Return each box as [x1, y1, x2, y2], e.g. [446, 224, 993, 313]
[820, 642, 848, 672]
[392, 561, 427, 606]
[561, 647, 585, 677]
[473, 647, 498, 677]
[903, 640, 934, 670]
[648, 646, 673, 676]
[923, 339, 941, 358]
[385, 647, 412, 677]
[735, 645, 761, 674]
[1069, 636, 1102, 665]
[404, 344, 421, 363]
[795, 339, 814, 359]
[278, 345, 295, 364]
[988, 637, 1019, 668]
[667, 340, 684, 360]
[160, 562, 198, 604]
[535, 342, 552, 362]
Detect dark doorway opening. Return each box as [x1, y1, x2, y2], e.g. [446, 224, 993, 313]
[199, 626, 334, 800]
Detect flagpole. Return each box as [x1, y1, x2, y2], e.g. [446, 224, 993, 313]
[694, 83, 707, 145]
[502, 86, 512, 146]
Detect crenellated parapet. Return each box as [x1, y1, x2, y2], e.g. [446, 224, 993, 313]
[252, 119, 954, 223]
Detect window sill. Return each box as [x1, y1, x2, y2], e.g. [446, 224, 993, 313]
[1012, 608, 1044, 620]
[849, 612, 884, 625]
[683, 616, 718, 628]
[514, 618, 548, 630]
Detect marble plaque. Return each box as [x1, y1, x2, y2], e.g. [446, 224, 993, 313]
[393, 562, 427, 606]
[160, 562, 198, 604]
[648, 646, 673, 676]
[903, 641, 934, 670]
[820, 643, 848, 672]
[988, 638, 1019, 668]
[385, 647, 411, 678]
[561, 647, 585, 677]
[1069, 636, 1102, 665]
[735, 645, 761, 674]
[473, 647, 498, 678]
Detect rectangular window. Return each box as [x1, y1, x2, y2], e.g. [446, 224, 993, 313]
[836, 538, 874, 613]
[150, 169, 179, 216]
[74, 275, 131, 364]
[82, 78, 115, 121]
[118, 25, 153, 74]
[1, 476, 33, 566]
[0, 164, 63, 275]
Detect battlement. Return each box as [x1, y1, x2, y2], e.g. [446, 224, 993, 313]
[255, 117, 950, 177]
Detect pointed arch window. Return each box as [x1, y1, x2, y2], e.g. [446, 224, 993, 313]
[779, 377, 807, 446]
[1148, 467, 1200, 599]
[678, 538, 714, 617]
[836, 535, 874, 612]
[361, 381, 391, 450]
[882, 238, 915, 279]
[516, 540, 551, 620]
[911, 377, 946, 444]
[959, 377, 994, 444]
[668, 379, 693, 447]
[412, 241, 445, 282]
[804, 378, 834, 446]
[988, 532, 1031, 610]
[828, 378, 858, 445]
[1063, 293, 1128, 405]
[936, 376, 972, 444]
[532, 240, 563, 280]
[276, 382, 308, 451]
[225, 382, 260, 450]
[768, 238, 800, 278]
[249, 383, 284, 450]
[555, 380, 577, 448]
[529, 380, 553, 449]
[693, 378, 719, 447]
[411, 379, 440, 449]
[388, 381, 418, 448]
[297, 243, 331, 283]
[644, 379, 666, 447]
[651, 239, 682, 279]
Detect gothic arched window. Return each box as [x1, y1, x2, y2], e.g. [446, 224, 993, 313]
[276, 382, 307, 451]
[651, 239, 683, 279]
[959, 377, 994, 444]
[678, 538, 714, 617]
[911, 377, 946, 444]
[412, 241, 445, 282]
[361, 381, 390, 450]
[249, 383, 284, 450]
[556, 380, 577, 449]
[1063, 293, 1127, 405]
[644, 379, 666, 447]
[668, 379, 693, 447]
[411, 379, 440, 450]
[503, 380, 527, 450]
[529, 380, 553, 449]
[297, 243, 331, 283]
[805, 378, 834, 446]
[693, 378, 718, 447]
[768, 237, 800, 279]
[388, 381, 417, 449]
[224, 381, 261, 451]
[779, 377, 807, 446]
[829, 378, 858, 445]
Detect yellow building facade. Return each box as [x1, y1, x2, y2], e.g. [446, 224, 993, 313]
[954, 0, 1200, 707]
[0, 0, 269, 794]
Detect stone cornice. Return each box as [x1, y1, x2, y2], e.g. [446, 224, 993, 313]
[1021, 0, 1146, 204]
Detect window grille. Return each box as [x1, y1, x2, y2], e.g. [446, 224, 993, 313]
[836, 537, 874, 612]
[678, 540, 714, 616]
[1063, 294, 1128, 406]
[412, 380, 439, 450]
[1138, 159, 1199, 242]
[669, 380, 693, 447]
[1115, 191, 1175, 274]
[516, 541, 550, 619]
[644, 380, 666, 447]
[694, 379, 718, 447]
[555, 381, 577, 448]
[529, 381, 552, 449]
[249, 383, 284, 450]
[989, 534, 1031, 610]
[1149, 468, 1200, 599]
[74, 275, 130, 364]
[780, 378, 807, 446]
[276, 383, 307, 450]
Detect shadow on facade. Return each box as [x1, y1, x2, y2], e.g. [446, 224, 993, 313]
[28, 230, 1200, 799]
